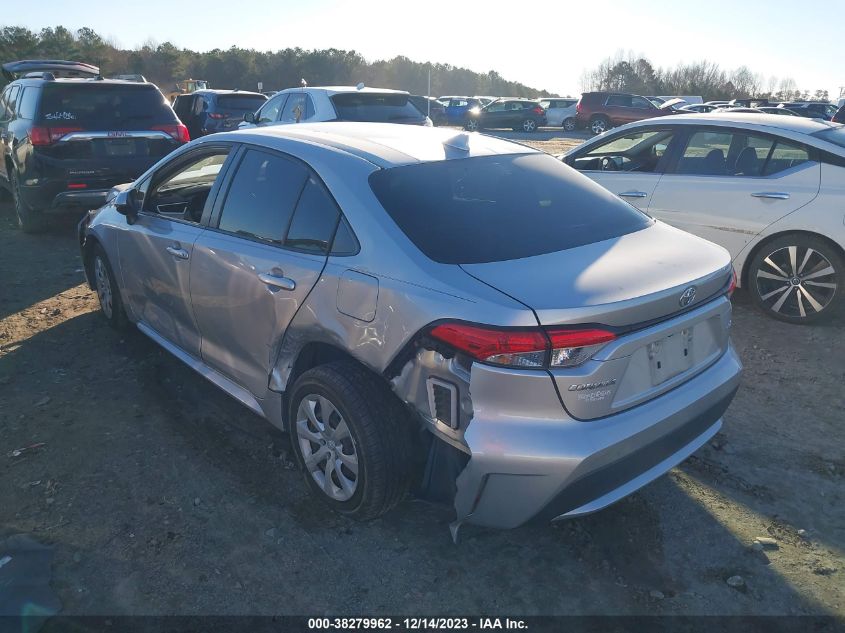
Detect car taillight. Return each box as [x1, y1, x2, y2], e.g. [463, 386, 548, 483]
[207, 112, 225, 119]
[533, 106, 544, 115]
[29, 126, 83, 146]
[727, 268, 737, 298]
[153, 123, 191, 143]
[547, 327, 616, 368]
[576, 101, 582, 113]
[429, 322, 616, 369]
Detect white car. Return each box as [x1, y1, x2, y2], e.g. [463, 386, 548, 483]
[562, 113, 845, 324]
[540, 97, 579, 130]
[240, 86, 431, 128]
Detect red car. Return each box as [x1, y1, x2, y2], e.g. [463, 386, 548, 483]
[575, 92, 676, 135]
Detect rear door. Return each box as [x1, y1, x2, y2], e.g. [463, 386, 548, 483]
[566, 126, 681, 211]
[119, 145, 235, 356]
[190, 147, 340, 397]
[649, 126, 821, 259]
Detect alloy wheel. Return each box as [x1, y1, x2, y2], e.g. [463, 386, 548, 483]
[296, 394, 359, 501]
[590, 118, 607, 135]
[466, 119, 479, 131]
[94, 256, 114, 319]
[523, 119, 537, 132]
[755, 245, 837, 319]
[563, 118, 576, 131]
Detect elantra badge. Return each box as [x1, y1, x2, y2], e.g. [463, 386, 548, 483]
[679, 286, 697, 307]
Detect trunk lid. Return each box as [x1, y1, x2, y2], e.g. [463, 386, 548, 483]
[460, 221, 731, 328]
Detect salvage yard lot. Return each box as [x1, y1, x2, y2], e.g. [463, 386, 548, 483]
[0, 128, 843, 617]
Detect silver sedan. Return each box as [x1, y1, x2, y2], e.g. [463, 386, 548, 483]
[79, 123, 741, 538]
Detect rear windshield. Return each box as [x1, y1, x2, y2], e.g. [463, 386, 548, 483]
[369, 153, 652, 264]
[811, 127, 845, 149]
[216, 95, 266, 111]
[330, 93, 424, 123]
[37, 83, 175, 128]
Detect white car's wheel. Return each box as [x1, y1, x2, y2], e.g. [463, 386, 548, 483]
[748, 234, 843, 324]
[563, 117, 577, 131]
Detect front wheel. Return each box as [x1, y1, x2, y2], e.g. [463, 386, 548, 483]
[563, 117, 577, 131]
[465, 119, 479, 132]
[748, 234, 843, 324]
[92, 245, 128, 329]
[288, 361, 414, 520]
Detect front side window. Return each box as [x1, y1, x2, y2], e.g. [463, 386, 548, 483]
[631, 96, 653, 109]
[217, 149, 308, 244]
[145, 150, 231, 222]
[571, 129, 675, 173]
[258, 94, 287, 123]
[485, 102, 506, 112]
[370, 153, 651, 265]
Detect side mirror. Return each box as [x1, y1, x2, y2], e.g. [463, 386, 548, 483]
[114, 189, 139, 224]
[243, 111, 256, 124]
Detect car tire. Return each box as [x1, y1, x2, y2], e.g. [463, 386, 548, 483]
[747, 234, 843, 324]
[11, 170, 46, 234]
[589, 115, 610, 135]
[92, 244, 129, 330]
[563, 117, 577, 131]
[522, 118, 537, 133]
[288, 361, 414, 521]
[465, 119, 479, 132]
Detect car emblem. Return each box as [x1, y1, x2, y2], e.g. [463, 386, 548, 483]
[679, 286, 697, 307]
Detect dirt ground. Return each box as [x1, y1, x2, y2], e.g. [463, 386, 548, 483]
[0, 128, 843, 617]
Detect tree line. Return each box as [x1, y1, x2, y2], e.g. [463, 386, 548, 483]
[580, 51, 830, 102]
[0, 25, 556, 98]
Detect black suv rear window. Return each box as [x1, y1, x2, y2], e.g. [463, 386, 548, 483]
[216, 94, 266, 111]
[370, 153, 652, 264]
[37, 83, 175, 128]
[330, 93, 424, 123]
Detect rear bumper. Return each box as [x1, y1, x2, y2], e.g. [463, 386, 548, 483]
[454, 343, 742, 529]
[20, 183, 112, 213]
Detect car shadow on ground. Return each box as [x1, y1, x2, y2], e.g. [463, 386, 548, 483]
[0, 202, 90, 321]
[0, 307, 835, 615]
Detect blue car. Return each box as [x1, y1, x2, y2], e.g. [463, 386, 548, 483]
[174, 90, 267, 138]
[441, 97, 482, 126]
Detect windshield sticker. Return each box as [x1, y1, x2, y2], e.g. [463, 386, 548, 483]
[44, 111, 77, 121]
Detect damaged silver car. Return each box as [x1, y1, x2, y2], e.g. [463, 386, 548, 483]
[79, 122, 742, 538]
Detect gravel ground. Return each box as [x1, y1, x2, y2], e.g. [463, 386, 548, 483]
[0, 132, 843, 617]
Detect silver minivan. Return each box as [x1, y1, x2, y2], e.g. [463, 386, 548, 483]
[540, 97, 579, 130]
[79, 123, 741, 538]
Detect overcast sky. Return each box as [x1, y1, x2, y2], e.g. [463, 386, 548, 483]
[10, 0, 844, 99]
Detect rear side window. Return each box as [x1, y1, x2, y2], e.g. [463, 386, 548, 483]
[606, 95, 631, 107]
[284, 176, 340, 254]
[216, 95, 267, 111]
[331, 93, 424, 123]
[37, 84, 175, 128]
[369, 153, 652, 264]
[280, 93, 314, 123]
[17, 87, 38, 119]
[764, 141, 810, 175]
[218, 149, 308, 244]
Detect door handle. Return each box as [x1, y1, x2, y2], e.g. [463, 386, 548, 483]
[165, 245, 189, 260]
[619, 191, 648, 198]
[258, 272, 296, 291]
[751, 192, 790, 200]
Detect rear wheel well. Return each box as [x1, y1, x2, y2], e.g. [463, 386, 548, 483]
[740, 230, 845, 288]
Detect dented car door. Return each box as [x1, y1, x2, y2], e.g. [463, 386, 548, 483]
[189, 147, 329, 397]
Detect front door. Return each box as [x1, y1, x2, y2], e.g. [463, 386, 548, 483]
[190, 148, 340, 397]
[649, 127, 821, 259]
[118, 147, 234, 356]
[567, 126, 680, 211]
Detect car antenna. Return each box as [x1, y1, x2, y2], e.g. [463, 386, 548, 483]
[300, 78, 308, 88]
[443, 133, 471, 152]
[356, 82, 365, 91]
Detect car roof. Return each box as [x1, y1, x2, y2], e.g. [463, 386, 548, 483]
[277, 86, 409, 96]
[618, 112, 836, 134]
[209, 122, 537, 168]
